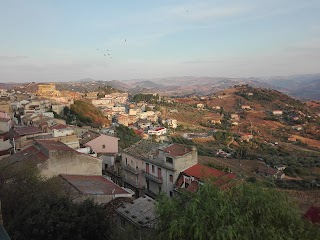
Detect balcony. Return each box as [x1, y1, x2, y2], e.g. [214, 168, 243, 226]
[122, 164, 140, 175]
[142, 170, 163, 184]
[122, 177, 141, 188]
[144, 188, 158, 199]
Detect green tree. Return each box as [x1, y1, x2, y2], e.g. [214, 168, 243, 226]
[156, 183, 319, 240]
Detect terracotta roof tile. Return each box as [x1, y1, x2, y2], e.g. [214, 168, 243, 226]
[183, 163, 226, 180]
[186, 181, 199, 193]
[49, 124, 71, 130]
[304, 206, 320, 224]
[13, 126, 42, 136]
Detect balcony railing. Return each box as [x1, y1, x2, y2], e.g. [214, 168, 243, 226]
[142, 170, 163, 184]
[122, 164, 140, 175]
[122, 177, 141, 188]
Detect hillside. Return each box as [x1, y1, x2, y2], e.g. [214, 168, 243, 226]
[67, 100, 110, 128]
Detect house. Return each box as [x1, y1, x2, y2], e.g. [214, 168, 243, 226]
[137, 119, 152, 130]
[230, 114, 240, 121]
[0, 140, 13, 159]
[1, 139, 102, 179]
[209, 113, 222, 125]
[241, 133, 253, 142]
[147, 127, 167, 136]
[257, 167, 285, 179]
[120, 141, 198, 198]
[116, 196, 156, 234]
[79, 130, 101, 147]
[59, 174, 132, 204]
[50, 124, 75, 137]
[84, 134, 119, 156]
[304, 206, 320, 224]
[216, 149, 231, 158]
[272, 110, 283, 116]
[274, 165, 286, 171]
[241, 105, 251, 110]
[164, 119, 177, 129]
[197, 103, 204, 110]
[4, 126, 45, 149]
[118, 114, 129, 126]
[0, 117, 13, 133]
[174, 164, 236, 194]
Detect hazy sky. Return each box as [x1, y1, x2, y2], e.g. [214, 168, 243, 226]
[1, 0, 320, 82]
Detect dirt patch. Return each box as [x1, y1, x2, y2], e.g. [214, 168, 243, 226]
[292, 135, 320, 148]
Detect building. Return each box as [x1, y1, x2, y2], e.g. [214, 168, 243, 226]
[272, 110, 283, 116]
[37, 83, 60, 97]
[257, 167, 285, 179]
[1, 140, 102, 179]
[84, 134, 119, 156]
[0, 117, 13, 133]
[147, 127, 167, 136]
[120, 141, 198, 198]
[116, 195, 156, 234]
[174, 164, 236, 194]
[59, 174, 132, 204]
[241, 105, 251, 110]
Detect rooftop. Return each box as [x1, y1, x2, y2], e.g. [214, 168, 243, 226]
[123, 140, 167, 159]
[60, 174, 129, 195]
[35, 139, 74, 151]
[49, 124, 71, 130]
[13, 126, 43, 136]
[116, 195, 156, 228]
[183, 163, 226, 180]
[162, 144, 193, 157]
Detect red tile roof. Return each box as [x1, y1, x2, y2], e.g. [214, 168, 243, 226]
[186, 181, 199, 193]
[49, 124, 70, 130]
[13, 126, 42, 136]
[304, 206, 320, 224]
[1, 145, 48, 169]
[183, 163, 226, 180]
[163, 144, 193, 157]
[60, 175, 129, 195]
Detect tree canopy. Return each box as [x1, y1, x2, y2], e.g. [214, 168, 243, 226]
[156, 183, 319, 240]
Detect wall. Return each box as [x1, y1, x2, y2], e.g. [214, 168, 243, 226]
[73, 193, 132, 204]
[39, 151, 102, 178]
[85, 135, 119, 154]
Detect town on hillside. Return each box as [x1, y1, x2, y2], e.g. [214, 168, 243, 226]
[0, 82, 320, 239]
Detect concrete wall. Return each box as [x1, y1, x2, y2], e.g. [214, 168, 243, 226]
[39, 151, 102, 178]
[73, 193, 131, 204]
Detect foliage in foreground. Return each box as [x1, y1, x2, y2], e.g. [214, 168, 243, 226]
[156, 183, 320, 240]
[0, 167, 111, 240]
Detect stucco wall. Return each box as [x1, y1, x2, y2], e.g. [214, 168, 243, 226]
[39, 151, 102, 178]
[86, 135, 119, 154]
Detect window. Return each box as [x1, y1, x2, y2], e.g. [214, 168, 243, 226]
[170, 191, 173, 197]
[158, 186, 162, 193]
[120, 218, 126, 228]
[146, 163, 150, 173]
[158, 168, 162, 178]
[125, 158, 128, 165]
[169, 174, 173, 182]
[166, 157, 173, 164]
[105, 163, 108, 169]
[152, 165, 155, 173]
[102, 144, 106, 149]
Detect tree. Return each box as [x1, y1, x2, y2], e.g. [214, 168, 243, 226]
[0, 165, 111, 240]
[156, 183, 319, 240]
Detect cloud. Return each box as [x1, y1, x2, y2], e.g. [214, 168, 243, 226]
[0, 55, 28, 61]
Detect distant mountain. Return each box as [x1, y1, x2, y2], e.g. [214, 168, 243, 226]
[256, 74, 320, 100]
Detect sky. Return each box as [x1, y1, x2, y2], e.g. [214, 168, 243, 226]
[0, 0, 320, 82]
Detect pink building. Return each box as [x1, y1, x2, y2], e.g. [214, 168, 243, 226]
[84, 134, 119, 155]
